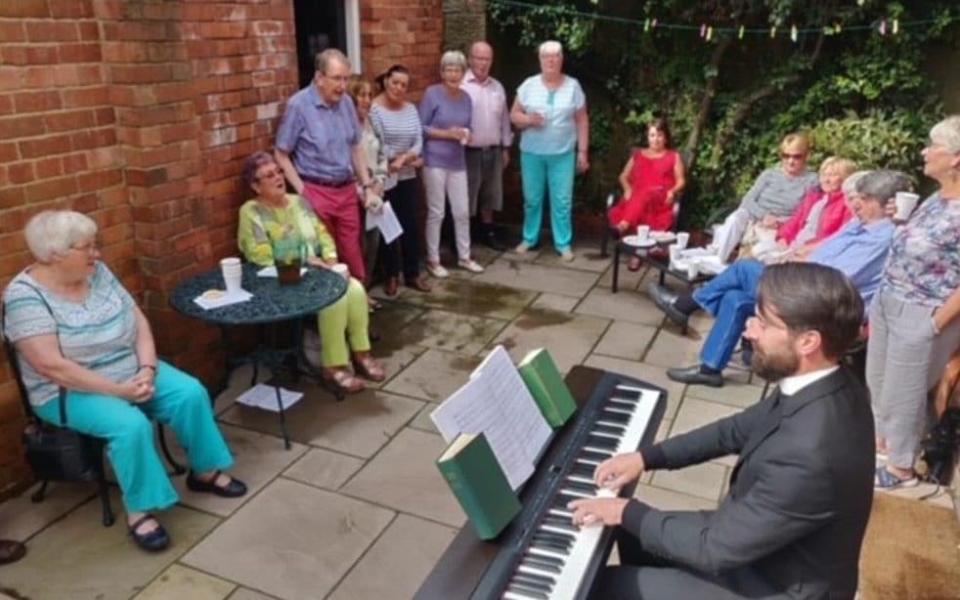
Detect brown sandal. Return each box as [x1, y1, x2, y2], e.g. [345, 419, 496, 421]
[323, 367, 366, 394]
[353, 353, 386, 382]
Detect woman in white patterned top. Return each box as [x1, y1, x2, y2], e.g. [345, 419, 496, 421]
[2, 210, 246, 553]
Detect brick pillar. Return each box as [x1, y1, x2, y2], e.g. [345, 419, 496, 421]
[362, 0, 444, 98]
[443, 0, 486, 52]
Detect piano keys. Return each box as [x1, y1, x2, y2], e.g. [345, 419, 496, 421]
[415, 366, 666, 600]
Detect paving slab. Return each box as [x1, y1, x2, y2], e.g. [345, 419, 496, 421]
[534, 242, 611, 273]
[133, 564, 236, 599]
[583, 355, 686, 421]
[0, 490, 218, 600]
[593, 321, 658, 362]
[183, 478, 393, 600]
[282, 447, 366, 491]
[385, 277, 537, 321]
[491, 308, 610, 374]
[670, 397, 741, 467]
[169, 424, 308, 517]
[531, 292, 581, 312]
[408, 404, 441, 434]
[342, 428, 466, 528]
[396, 310, 507, 355]
[384, 348, 481, 403]
[0, 480, 96, 542]
[474, 258, 600, 297]
[327, 514, 457, 600]
[219, 389, 423, 459]
[650, 461, 729, 502]
[228, 589, 276, 600]
[686, 378, 765, 409]
[575, 286, 667, 326]
[643, 326, 708, 369]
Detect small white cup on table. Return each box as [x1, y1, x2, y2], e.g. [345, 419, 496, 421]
[220, 257, 242, 294]
[636, 225, 650, 241]
[676, 231, 690, 250]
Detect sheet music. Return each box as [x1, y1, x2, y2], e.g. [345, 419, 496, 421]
[365, 202, 403, 244]
[431, 346, 552, 490]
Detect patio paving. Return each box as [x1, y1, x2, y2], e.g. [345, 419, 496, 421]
[1, 238, 955, 599]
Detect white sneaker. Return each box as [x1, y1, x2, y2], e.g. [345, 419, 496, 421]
[458, 258, 484, 273]
[560, 250, 575, 262]
[514, 242, 531, 254]
[426, 263, 449, 278]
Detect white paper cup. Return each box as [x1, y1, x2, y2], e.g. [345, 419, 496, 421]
[668, 244, 681, 268]
[686, 261, 699, 279]
[331, 263, 350, 280]
[676, 231, 690, 249]
[460, 127, 471, 145]
[636, 225, 650, 241]
[894, 192, 919, 220]
[220, 257, 242, 294]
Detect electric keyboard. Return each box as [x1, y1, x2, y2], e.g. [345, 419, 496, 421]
[415, 367, 666, 600]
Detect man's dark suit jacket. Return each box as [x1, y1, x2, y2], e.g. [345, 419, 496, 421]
[622, 367, 874, 599]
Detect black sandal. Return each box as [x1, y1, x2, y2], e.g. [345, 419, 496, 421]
[186, 470, 248, 498]
[128, 514, 169, 553]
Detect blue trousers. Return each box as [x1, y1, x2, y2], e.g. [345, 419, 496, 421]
[34, 361, 234, 513]
[693, 260, 765, 371]
[520, 150, 575, 252]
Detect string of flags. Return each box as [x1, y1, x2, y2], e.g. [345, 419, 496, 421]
[487, 0, 957, 43]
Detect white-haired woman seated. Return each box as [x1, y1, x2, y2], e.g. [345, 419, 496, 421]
[2, 210, 246, 553]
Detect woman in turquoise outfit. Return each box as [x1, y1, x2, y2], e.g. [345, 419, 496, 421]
[510, 40, 590, 261]
[3, 210, 246, 553]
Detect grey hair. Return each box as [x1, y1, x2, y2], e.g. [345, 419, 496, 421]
[439, 50, 467, 72]
[930, 115, 960, 154]
[841, 170, 871, 197]
[855, 169, 913, 204]
[315, 48, 350, 75]
[24, 210, 98, 263]
[539, 40, 563, 56]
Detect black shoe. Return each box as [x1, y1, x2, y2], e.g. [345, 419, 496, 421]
[667, 365, 724, 387]
[646, 283, 689, 329]
[482, 228, 507, 252]
[186, 470, 248, 498]
[128, 514, 169, 553]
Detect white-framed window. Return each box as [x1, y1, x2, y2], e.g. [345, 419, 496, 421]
[293, 0, 363, 87]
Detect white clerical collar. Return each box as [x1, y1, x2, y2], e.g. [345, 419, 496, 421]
[778, 365, 839, 396]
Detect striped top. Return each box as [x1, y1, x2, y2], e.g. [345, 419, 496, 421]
[370, 102, 423, 188]
[2, 262, 139, 407]
[739, 167, 818, 219]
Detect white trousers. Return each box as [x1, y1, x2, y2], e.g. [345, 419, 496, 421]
[713, 207, 752, 263]
[423, 166, 472, 264]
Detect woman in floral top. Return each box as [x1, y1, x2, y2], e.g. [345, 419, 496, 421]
[868, 116, 960, 489]
[238, 151, 385, 394]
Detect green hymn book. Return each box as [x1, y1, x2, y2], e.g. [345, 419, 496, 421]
[436, 432, 521, 540]
[517, 348, 577, 428]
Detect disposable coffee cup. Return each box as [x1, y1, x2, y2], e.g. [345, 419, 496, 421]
[636, 225, 651, 241]
[668, 244, 681, 267]
[894, 192, 919, 220]
[676, 231, 690, 250]
[686, 261, 699, 279]
[331, 263, 350, 280]
[460, 128, 471, 146]
[220, 257, 242, 294]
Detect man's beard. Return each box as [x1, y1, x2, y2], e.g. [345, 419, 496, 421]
[751, 345, 799, 382]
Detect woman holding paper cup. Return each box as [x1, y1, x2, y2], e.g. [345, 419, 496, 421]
[419, 50, 484, 278]
[239, 151, 385, 394]
[2, 210, 246, 553]
[869, 115, 960, 489]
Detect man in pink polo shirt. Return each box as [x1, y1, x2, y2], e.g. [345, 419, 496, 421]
[462, 41, 514, 252]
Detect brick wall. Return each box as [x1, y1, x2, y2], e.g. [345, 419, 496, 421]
[0, 0, 443, 497]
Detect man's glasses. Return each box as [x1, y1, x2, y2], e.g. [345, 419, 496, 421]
[781, 152, 806, 161]
[257, 168, 283, 181]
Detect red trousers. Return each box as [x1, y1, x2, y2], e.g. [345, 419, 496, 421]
[303, 182, 365, 283]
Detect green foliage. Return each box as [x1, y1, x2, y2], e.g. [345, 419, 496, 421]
[488, 0, 958, 227]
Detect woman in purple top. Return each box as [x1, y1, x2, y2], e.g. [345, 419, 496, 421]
[419, 50, 484, 277]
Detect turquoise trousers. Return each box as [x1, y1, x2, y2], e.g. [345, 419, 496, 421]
[34, 361, 234, 513]
[520, 150, 575, 252]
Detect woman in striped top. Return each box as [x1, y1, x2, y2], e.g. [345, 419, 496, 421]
[371, 64, 431, 296]
[2, 210, 245, 553]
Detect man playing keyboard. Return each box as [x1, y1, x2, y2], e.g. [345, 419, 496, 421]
[569, 263, 874, 600]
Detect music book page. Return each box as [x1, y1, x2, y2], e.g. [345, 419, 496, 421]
[430, 346, 552, 490]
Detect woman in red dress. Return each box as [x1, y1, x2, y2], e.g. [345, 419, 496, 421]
[609, 118, 686, 268]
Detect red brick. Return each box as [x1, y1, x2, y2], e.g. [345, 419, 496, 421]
[0, 186, 26, 210]
[58, 43, 102, 63]
[77, 21, 99, 41]
[13, 90, 62, 113]
[94, 107, 115, 126]
[0, 67, 22, 92]
[61, 152, 89, 173]
[77, 168, 123, 193]
[5, 163, 33, 185]
[118, 101, 194, 127]
[0, 142, 18, 162]
[24, 176, 78, 203]
[111, 63, 174, 84]
[71, 127, 115, 151]
[0, 115, 46, 138]
[25, 21, 80, 43]
[70, 192, 98, 213]
[0, 22, 26, 43]
[1, 44, 59, 66]
[34, 156, 62, 179]
[43, 109, 97, 133]
[61, 86, 108, 108]
[49, 0, 94, 19]
[0, 0, 50, 18]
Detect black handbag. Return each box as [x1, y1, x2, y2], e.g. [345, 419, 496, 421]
[3, 282, 105, 483]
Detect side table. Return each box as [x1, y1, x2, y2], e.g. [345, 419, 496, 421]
[170, 263, 347, 449]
